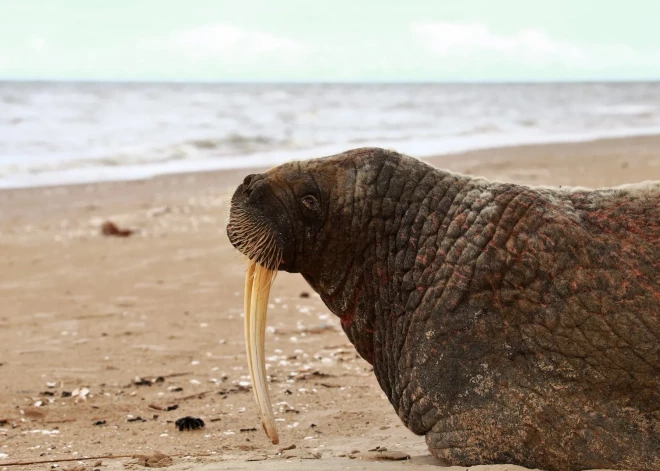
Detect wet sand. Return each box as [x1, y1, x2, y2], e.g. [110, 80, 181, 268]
[2, 135, 659, 470]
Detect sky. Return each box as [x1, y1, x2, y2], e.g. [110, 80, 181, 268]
[1, 0, 660, 82]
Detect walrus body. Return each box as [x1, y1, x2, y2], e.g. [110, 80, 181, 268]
[227, 147, 659, 471]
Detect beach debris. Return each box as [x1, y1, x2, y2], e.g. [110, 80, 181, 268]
[246, 454, 268, 462]
[320, 382, 340, 388]
[299, 291, 310, 298]
[148, 404, 178, 411]
[217, 383, 251, 396]
[174, 416, 205, 431]
[368, 446, 386, 452]
[131, 451, 173, 468]
[240, 427, 257, 432]
[127, 416, 147, 423]
[100, 221, 134, 237]
[93, 420, 106, 426]
[71, 387, 90, 403]
[289, 369, 333, 381]
[132, 376, 165, 386]
[61, 391, 72, 397]
[278, 444, 296, 453]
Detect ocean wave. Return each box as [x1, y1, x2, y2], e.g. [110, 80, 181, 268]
[3, 81, 660, 189]
[4, 126, 660, 189]
[0, 133, 291, 177]
[590, 104, 658, 117]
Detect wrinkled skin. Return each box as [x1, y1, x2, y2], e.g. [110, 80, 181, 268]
[227, 147, 660, 471]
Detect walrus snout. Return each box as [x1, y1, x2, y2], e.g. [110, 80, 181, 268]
[227, 173, 297, 271]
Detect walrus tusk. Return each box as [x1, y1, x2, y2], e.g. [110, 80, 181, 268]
[244, 259, 279, 444]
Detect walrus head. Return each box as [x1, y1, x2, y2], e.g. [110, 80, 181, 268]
[227, 159, 331, 274]
[227, 148, 393, 443]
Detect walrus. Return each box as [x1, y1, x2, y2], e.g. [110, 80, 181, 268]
[226, 147, 659, 471]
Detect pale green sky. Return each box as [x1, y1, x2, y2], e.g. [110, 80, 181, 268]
[1, 0, 659, 81]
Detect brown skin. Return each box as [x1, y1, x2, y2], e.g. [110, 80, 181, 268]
[227, 147, 660, 471]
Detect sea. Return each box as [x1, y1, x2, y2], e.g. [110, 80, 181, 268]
[1, 81, 660, 189]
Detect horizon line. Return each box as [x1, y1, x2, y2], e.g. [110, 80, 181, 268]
[1, 77, 660, 85]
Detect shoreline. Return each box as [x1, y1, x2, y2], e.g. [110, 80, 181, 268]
[4, 128, 660, 192]
[2, 131, 660, 232]
[2, 132, 659, 202]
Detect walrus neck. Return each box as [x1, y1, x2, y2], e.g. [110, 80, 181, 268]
[305, 158, 473, 366]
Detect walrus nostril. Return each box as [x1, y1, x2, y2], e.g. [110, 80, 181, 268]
[243, 174, 257, 187]
[242, 174, 259, 196]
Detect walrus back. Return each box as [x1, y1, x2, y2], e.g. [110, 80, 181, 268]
[503, 181, 660, 395]
[567, 182, 660, 252]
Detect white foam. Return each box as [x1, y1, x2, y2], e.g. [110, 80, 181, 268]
[3, 126, 660, 189]
[2, 81, 660, 189]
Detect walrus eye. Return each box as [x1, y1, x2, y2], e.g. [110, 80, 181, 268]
[301, 194, 319, 212]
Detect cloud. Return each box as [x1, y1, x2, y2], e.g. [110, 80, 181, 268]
[29, 37, 47, 52]
[139, 24, 306, 63]
[2, 19, 658, 81]
[409, 21, 660, 74]
[410, 22, 584, 65]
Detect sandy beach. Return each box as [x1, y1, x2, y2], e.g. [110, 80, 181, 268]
[2, 135, 660, 471]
